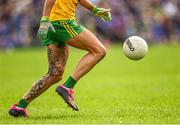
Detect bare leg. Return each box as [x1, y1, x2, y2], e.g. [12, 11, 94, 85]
[54, 29, 106, 111]
[23, 44, 69, 103]
[66, 29, 106, 81]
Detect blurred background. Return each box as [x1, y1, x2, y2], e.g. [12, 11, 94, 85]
[0, 0, 180, 50]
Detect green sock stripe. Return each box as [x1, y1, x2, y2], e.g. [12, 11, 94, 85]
[64, 76, 77, 88]
[17, 99, 28, 108]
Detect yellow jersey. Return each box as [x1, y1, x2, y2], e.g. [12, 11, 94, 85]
[50, 0, 79, 21]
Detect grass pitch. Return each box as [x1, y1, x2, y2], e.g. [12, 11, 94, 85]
[0, 44, 180, 124]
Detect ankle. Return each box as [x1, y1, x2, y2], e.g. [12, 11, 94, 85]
[63, 76, 77, 89]
[17, 99, 28, 108]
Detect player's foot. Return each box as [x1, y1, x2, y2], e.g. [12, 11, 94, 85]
[56, 85, 79, 111]
[8, 104, 28, 117]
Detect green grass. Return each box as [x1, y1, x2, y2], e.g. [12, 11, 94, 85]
[0, 44, 180, 124]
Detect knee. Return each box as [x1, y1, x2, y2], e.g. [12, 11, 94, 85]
[52, 74, 62, 83]
[48, 67, 64, 83]
[93, 46, 107, 60]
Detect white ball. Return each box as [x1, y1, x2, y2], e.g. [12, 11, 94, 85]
[123, 36, 148, 60]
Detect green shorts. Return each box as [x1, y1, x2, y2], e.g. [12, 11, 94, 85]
[41, 20, 84, 46]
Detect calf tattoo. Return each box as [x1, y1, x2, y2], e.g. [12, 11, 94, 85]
[24, 44, 69, 103]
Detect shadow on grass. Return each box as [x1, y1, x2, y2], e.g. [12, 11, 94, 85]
[29, 112, 84, 120]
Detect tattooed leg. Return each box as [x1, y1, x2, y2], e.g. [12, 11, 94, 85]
[23, 44, 69, 103]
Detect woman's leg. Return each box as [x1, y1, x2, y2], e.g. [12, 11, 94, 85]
[67, 29, 106, 81]
[9, 44, 69, 117]
[55, 29, 106, 111]
[23, 44, 69, 103]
